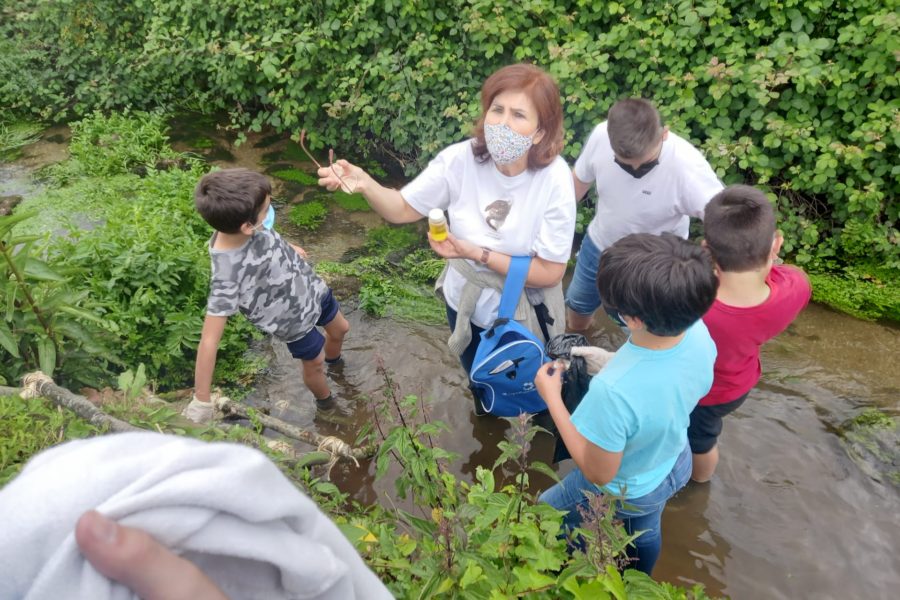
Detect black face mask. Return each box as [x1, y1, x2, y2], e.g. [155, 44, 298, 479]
[614, 157, 659, 179]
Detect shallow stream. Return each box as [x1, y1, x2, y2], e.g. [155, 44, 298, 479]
[5, 122, 898, 598]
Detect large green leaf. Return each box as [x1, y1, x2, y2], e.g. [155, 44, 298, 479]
[0, 320, 19, 357]
[0, 211, 38, 237]
[36, 338, 56, 375]
[4, 279, 18, 322]
[23, 258, 66, 282]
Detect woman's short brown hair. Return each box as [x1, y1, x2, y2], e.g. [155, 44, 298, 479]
[471, 63, 564, 170]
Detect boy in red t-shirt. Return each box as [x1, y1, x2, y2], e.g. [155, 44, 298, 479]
[690, 185, 811, 482]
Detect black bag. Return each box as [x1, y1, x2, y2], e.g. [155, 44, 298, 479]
[544, 333, 592, 463]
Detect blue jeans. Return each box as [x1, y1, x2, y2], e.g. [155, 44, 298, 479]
[565, 235, 604, 316]
[538, 443, 692, 575]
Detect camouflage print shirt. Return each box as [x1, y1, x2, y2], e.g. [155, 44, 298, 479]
[206, 229, 330, 343]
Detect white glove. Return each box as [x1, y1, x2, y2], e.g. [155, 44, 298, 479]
[181, 394, 217, 424]
[569, 346, 615, 375]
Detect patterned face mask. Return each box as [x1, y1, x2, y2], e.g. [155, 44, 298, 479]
[484, 123, 537, 165]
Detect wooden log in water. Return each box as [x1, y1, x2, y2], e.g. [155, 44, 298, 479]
[219, 400, 375, 463]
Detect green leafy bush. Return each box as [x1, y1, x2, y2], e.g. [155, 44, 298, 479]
[1, 0, 896, 319]
[44, 167, 262, 389]
[0, 211, 116, 387]
[49, 111, 188, 183]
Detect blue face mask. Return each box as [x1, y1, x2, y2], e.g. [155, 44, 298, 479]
[262, 204, 275, 230]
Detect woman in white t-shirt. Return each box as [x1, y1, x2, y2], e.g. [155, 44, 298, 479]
[318, 63, 576, 414]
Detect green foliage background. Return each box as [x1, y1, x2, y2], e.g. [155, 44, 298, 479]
[1, 113, 261, 390]
[1, 0, 898, 319]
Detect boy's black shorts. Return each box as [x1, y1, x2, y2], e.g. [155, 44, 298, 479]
[688, 392, 749, 454]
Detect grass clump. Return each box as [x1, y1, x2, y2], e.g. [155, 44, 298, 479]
[318, 225, 445, 324]
[289, 201, 328, 231]
[0, 395, 102, 486]
[0, 121, 42, 160]
[332, 190, 371, 212]
[271, 168, 318, 186]
[365, 224, 420, 254]
[848, 408, 896, 430]
[808, 272, 900, 322]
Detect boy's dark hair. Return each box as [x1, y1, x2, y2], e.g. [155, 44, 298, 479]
[194, 168, 271, 234]
[703, 185, 776, 272]
[607, 98, 664, 159]
[597, 233, 717, 336]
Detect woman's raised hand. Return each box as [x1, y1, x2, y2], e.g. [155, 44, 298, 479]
[317, 159, 362, 194]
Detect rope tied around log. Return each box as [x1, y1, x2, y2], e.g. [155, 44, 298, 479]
[318, 435, 360, 469]
[20, 371, 54, 399]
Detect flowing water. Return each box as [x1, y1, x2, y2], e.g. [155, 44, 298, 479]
[7, 122, 899, 598]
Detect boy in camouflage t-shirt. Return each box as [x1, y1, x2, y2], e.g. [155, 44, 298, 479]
[182, 169, 350, 423]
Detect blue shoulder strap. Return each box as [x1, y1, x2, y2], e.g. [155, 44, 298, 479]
[496, 256, 532, 321]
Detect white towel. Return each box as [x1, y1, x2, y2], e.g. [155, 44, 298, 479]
[0, 432, 394, 600]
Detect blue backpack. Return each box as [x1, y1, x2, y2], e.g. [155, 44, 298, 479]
[470, 256, 549, 416]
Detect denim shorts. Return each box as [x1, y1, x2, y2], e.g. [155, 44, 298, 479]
[285, 289, 340, 361]
[564, 236, 627, 326]
[565, 235, 604, 316]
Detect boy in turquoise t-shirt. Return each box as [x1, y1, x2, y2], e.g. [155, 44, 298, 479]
[535, 232, 718, 575]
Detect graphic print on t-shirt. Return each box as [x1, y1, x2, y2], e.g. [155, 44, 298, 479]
[484, 199, 511, 231]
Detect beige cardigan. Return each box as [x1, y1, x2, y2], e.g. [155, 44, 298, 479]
[436, 258, 566, 356]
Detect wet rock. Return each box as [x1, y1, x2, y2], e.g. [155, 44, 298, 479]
[840, 408, 899, 487]
[319, 272, 362, 299]
[0, 195, 22, 216]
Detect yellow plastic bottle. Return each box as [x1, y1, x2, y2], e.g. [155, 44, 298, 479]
[428, 208, 448, 241]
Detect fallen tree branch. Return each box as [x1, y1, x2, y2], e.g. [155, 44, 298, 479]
[15, 372, 375, 477]
[18, 372, 143, 433]
[220, 400, 376, 463]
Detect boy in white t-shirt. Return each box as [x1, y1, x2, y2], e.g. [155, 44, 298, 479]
[566, 98, 723, 332]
